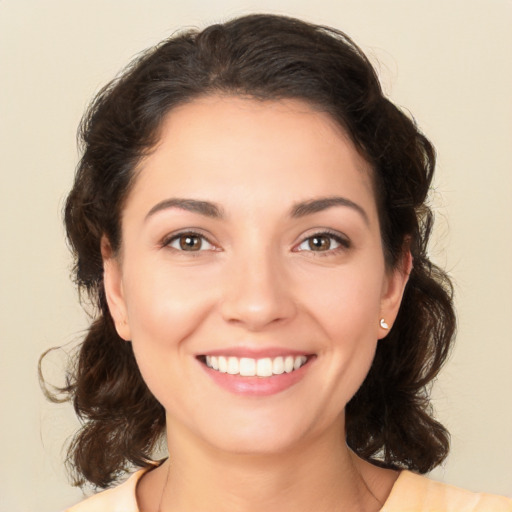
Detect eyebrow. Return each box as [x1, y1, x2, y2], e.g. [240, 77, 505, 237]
[145, 198, 224, 220]
[145, 195, 369, 225]
[290, 196, 369, 225]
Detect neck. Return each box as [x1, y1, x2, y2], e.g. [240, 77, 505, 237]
[143, 418, 391, 512]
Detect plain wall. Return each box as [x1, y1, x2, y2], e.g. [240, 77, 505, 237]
[1, 1, 511, 510]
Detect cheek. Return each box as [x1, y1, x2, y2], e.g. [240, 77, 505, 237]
[302, 261, 384, 336]
[299, 261, 384, 401]
[122, 259, 218, 350]
[121, 262, 219, 410]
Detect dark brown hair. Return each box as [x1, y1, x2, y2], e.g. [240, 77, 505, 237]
[45, 13, 455, 488]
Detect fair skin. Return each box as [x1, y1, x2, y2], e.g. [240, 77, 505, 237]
[103, 96, 411, 511]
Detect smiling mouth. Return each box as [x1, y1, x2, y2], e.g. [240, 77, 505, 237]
[198, 355, 310, 377]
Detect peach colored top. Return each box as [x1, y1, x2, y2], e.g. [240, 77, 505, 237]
[65, 469, 512, 511]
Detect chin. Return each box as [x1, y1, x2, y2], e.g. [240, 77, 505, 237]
[177, 402, 341, 458]
[206, 426, 309, 456]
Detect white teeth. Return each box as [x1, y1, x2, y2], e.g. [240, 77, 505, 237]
[272, 356, 284, 375]
[227, 357, 239, 374]
[239, 357, 256, 376]
[218, 356, 228, 373]
[205, 355, 308, 377]
[256, 358, 273, 377]
[294, 356, 306, 371]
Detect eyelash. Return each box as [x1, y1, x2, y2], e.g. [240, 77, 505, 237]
[162, 230, 217, 255]
[162, 229, 350, 256]
[294, 230, 351, 255]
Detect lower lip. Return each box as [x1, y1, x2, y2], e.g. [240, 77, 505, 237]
[199, 358, 313, 397]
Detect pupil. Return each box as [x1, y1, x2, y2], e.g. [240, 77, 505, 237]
[180, 235, 201, 250]
[309, 236, 330, 251]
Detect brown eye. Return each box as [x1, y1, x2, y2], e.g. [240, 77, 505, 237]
[179, 234, 202, 251]
[295, 232, 349, 253]
[308, 235, 332, 251]
[166, 232, 214, 252]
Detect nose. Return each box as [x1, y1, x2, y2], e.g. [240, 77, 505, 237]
[219, 249, 297, 331]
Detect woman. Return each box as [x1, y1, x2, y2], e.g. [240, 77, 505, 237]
[49, 13, 511, 511]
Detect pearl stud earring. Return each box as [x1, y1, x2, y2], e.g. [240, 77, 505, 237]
[380, 318, 390, 330]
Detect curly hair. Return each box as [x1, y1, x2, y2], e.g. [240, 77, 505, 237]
[46, 13, 456, 488]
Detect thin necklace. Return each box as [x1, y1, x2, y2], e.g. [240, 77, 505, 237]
[356, 470, 384, 509]
[349, 454, 385, 510]
[157, 460, 172, 512]
[155, 458, 384, 512]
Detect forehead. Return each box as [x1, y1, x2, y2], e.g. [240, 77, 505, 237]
[128, 95, 377, 220]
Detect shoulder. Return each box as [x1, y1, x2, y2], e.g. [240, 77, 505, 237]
[381, 470, 512, 512]
[64, 469, 146, 512]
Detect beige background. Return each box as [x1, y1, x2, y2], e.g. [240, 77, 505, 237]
[1, 0, 511, 510]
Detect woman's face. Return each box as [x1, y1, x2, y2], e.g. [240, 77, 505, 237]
[104, 96, 408, 455]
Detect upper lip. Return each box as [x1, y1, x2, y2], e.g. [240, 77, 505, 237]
[198, 347, 313, 358]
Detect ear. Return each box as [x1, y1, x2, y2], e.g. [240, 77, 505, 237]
[101, 236, 131, 341]
[378, 248, 413, 339]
